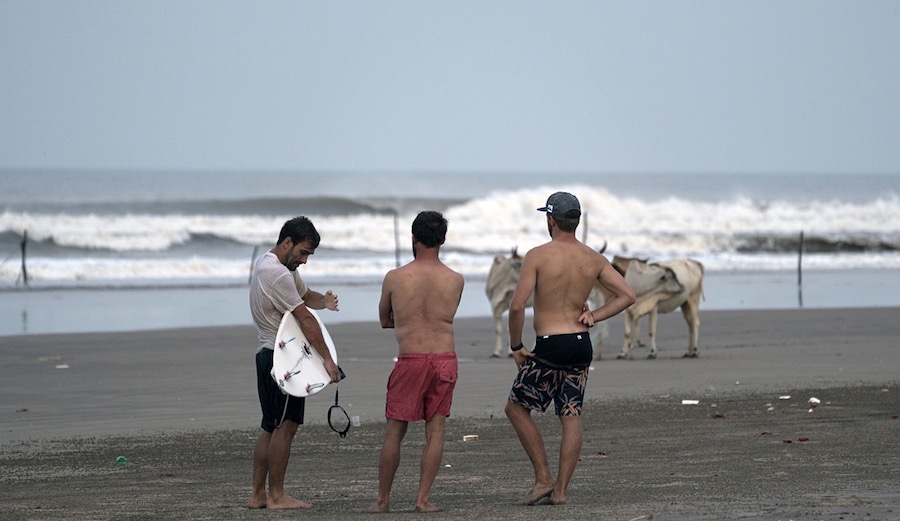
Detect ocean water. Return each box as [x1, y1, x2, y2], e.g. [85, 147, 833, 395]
[1, 169, 898, 336]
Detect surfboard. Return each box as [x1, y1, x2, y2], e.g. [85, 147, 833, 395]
[271, 308, 339, 398]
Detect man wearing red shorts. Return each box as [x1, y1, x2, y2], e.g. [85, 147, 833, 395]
[506, 192, 636, 506]
[369, 211, 464, 513]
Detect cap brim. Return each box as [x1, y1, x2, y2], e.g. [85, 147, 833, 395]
[537, 207, 550, 212]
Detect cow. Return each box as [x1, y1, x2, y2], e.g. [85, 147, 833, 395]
[611, 255, 649, 346]
[485, 247, 610, 358]
[617, 258, 705, 360]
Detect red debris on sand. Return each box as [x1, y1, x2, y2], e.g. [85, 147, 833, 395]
[711, 413, 725, 419]
[760, 431, 771, 436]
[891, 415, 899, 420]
[798, 437, 811, 442]
[783, 440, 793, 444]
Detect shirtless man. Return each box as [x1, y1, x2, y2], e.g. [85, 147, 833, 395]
[369, 211, 465, 513]
[505, 192, 636, 506]
[248, 216, 342, 510]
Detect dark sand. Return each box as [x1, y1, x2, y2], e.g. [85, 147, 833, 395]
[1, 308, 898, 520]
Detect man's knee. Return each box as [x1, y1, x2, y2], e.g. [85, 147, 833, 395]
[276, 420, 299, 436]
[505, 400, 526, 419]
[558, 415, 582, 430]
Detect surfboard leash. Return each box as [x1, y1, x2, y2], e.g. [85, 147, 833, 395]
[328, 366, 350, 438]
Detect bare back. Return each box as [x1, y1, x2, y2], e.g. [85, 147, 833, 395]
[531, 240, 605, 336]
[379, 258, 464, 355]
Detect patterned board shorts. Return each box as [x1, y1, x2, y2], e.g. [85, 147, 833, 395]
[508, 357, 589, 416]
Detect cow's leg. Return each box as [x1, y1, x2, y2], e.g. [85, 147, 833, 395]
[492, 312, 506, 358]
[635, 316, 645, 347]
[680, 300, 701, 358]
[618, 310, 635, 359]
[646, 308, 659, 359]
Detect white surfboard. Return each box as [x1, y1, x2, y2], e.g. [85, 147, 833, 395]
[271, 308, 339, 397]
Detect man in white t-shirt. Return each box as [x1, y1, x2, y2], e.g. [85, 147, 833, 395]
[247, 216, 341, 510]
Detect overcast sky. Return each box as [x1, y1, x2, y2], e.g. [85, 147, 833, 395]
[2, 1, 899, 174]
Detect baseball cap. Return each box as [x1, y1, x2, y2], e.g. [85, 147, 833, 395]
[537, 191, 581, 219]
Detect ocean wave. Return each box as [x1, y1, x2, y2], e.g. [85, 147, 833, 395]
[1, 185, 898, 286]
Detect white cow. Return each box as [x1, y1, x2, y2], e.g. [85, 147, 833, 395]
[611, 255, 648, 346]
[617, 258, 705, 360]
[485, 248, 609, 358]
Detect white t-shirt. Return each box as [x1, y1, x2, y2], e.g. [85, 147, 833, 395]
[249, 251, 309, 352]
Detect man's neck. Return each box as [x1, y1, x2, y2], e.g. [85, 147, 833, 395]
[413, 246, 441, 262]
[551, 230, 579, 243]
[269, 245, 288, 266]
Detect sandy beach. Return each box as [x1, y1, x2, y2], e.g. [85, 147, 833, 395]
[1, 307, 898, 520]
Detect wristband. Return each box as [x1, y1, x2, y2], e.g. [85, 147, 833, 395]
[510, 342, 525, 352]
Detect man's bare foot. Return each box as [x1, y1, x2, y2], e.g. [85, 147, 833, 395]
[247, 496, 267, 509]
[267, 495, 312, 509]
[524, 485, 553, 505]
[548, 495, 568, 505]
[415, 502, 441, 513]
[367, 500, 390, 513]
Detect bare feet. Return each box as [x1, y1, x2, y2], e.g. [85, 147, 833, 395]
[415, 502, 441, 513]
[548, 494, 568, 505]
[267, 495, 312, 509]
[367, 500, 390, 513]
[523, 485, 553, 505]
[247, 495, 267, 509]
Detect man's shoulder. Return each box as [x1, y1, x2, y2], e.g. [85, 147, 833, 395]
[255, 254, 290, 281]
[387, 260, 462, 286]
[529, 239, 605, 267]
[526, 241, 560, 258]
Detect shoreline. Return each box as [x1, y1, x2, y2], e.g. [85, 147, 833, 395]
[2, 268, 900, 338]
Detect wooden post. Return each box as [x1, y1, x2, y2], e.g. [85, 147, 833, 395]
[248, 245, 259, 285]
[20, 230, 28, 286]
[581, 211, 588, 243]
[797, 231, 804, 308]
[394, 211, 401, 268]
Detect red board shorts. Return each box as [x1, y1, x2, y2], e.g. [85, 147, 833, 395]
[385, 352, 458, 422]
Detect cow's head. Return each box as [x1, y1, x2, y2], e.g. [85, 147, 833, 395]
[612, 255, 650, 276]
[625, 261, 685, 297]
[486, 247, 524, 296]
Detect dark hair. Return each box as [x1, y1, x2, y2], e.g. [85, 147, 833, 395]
[278, 216, 320, 248]
[411, 211, 447, 248]
[552, 214, 580, 233]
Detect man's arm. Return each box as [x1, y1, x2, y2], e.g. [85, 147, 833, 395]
[508, 254, 536, 366]
[302, 289, 339, 311]
[291, 304, 341, 382]
[378, 271, 395, 329]
[581, 261, 636, 325]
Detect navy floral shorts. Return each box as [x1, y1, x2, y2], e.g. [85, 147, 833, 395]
[508, 357, 589, 416]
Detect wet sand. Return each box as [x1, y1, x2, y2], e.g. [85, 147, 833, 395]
[1, 307, 898, 520]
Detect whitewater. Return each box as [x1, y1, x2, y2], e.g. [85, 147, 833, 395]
[2, 171, 898, 287]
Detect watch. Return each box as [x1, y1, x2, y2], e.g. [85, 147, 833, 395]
[510, 342, 525, 352]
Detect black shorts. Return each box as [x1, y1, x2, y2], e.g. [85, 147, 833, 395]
[256, 348, 305, 432]
[508, 332, 592, 416]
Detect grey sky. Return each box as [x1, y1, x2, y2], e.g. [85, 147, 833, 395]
[2, 1, 899, 174]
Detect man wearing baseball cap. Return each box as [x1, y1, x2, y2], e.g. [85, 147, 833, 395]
[505, 191, 636, 506]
